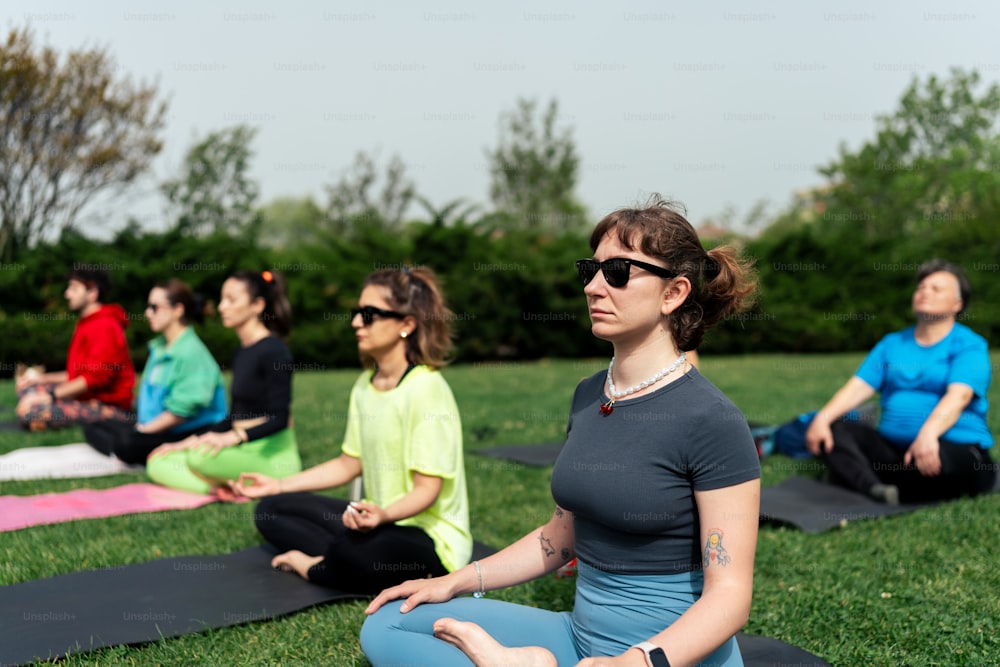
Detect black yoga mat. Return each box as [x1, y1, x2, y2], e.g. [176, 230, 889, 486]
[1, 541, 498, 666]
[736, 632, 832, 667]
[476, 442, 564, 467]
[0, 541, 831, 667]
[736, 633, 832, 666]
[760, 475, 1000, 533]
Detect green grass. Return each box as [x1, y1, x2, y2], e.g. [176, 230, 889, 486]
[3, 353, 1000, 666]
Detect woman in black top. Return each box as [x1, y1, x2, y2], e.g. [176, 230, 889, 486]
[147, 270, 302, 494]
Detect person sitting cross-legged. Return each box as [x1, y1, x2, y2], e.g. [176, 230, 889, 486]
[806, 259, 995, 505]
[16, 267, 135, 432]
[84, 279, 226, 465]
[229, 267, 472, 595]
[362, 197, 761, 667]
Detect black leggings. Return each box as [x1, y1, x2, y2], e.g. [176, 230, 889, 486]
[254, 493, 447, 593]
[826, 421, 996, 503]
[84, 421, 202, 465]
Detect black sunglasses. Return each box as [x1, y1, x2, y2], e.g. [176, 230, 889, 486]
[350, 305, 406, 326]
[575, 258, 677, 288]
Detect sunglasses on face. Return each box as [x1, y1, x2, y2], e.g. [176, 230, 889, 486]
[146, 302, 169, 313]
[350, 305, 406, 326]
[575, 258, 677, 288]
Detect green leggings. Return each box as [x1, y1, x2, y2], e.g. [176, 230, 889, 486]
[146, 428, 302, 493]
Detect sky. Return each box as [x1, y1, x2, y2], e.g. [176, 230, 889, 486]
[8, 0, 1000, 236]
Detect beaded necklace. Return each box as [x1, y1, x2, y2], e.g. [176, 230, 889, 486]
[600, 352, 687, 416]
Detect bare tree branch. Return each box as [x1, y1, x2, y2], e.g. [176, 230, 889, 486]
[0, 27, 167, 260]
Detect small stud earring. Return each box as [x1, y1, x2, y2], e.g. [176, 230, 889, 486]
[400, 331, 408, 338]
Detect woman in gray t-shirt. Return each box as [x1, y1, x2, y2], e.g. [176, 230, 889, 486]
[363, 196, 761, 667]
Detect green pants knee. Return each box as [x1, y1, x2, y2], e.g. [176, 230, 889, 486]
[147, 428, 302, 493]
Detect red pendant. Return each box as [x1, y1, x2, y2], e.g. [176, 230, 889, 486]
[599, 400, 614, 416]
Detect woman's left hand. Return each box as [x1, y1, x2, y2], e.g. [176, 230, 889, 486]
[904, 433, 942, 476]
[342, 501, 386, 532]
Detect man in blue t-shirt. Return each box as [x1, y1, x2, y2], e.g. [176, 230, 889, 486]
[806, 259, 995, 504]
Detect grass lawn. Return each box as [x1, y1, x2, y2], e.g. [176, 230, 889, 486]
[2, 352, 1000, 666]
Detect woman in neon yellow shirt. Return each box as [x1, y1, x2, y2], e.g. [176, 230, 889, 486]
[230, 267, 471, 593]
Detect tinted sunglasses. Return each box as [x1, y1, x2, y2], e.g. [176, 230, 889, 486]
[575, 258, 677, 287]
[350, 305, 406, 326]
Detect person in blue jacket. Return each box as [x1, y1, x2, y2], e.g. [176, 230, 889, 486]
[806, 259, 995, 504]
[85, 279, 226, 465]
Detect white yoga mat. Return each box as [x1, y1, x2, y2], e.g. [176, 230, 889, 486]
[0, 443, 144, 481]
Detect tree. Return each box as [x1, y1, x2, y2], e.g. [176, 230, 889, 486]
[486, 98, 587, 232]
[324, 150, 416, 234]
[741, 68, 1000, 353]
[816, 68, 1000, 245]
[161, 125, 261, 236]
[415, 195, 480, 227]
[256, 196, 326, 249]
[0, 27, 167, 261]
[697, 198, 771, 240]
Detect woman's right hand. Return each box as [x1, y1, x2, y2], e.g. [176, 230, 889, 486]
[365, 572, 464, 615]
[147, 435, 199, 460]
[229, 472, 281, 498]
[805, 416, 834, 455]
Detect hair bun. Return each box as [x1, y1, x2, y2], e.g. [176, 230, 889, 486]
[703, 256, 721, 280]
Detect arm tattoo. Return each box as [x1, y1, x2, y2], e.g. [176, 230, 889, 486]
[702, 528, 732, 568]
[554, 507, 564, 518]
[561, 548, 571, 562]
[538, 531, 556, 557]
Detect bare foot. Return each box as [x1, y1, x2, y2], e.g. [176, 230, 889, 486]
[270, 550, 324, 580]
[432, 618, 557, 667]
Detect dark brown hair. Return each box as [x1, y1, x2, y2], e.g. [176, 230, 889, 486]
[154, 279, 202, 325]
[362, 266, 454, 369]
[229, 270, 292, 337]
[67, 267, 111, 301]
[589, 195, 757, 351]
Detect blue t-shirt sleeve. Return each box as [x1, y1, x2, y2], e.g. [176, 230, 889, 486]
[947, 330, 991, 397]
[855, 335, 890, 391]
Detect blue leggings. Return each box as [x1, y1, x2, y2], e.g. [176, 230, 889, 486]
[361, 562, 743, 666]
[361, 598, 577, 666]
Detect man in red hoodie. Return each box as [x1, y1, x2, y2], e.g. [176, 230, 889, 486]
[16, 267, 136, 431]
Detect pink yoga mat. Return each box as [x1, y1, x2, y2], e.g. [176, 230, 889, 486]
[0, 483, 219, 532]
